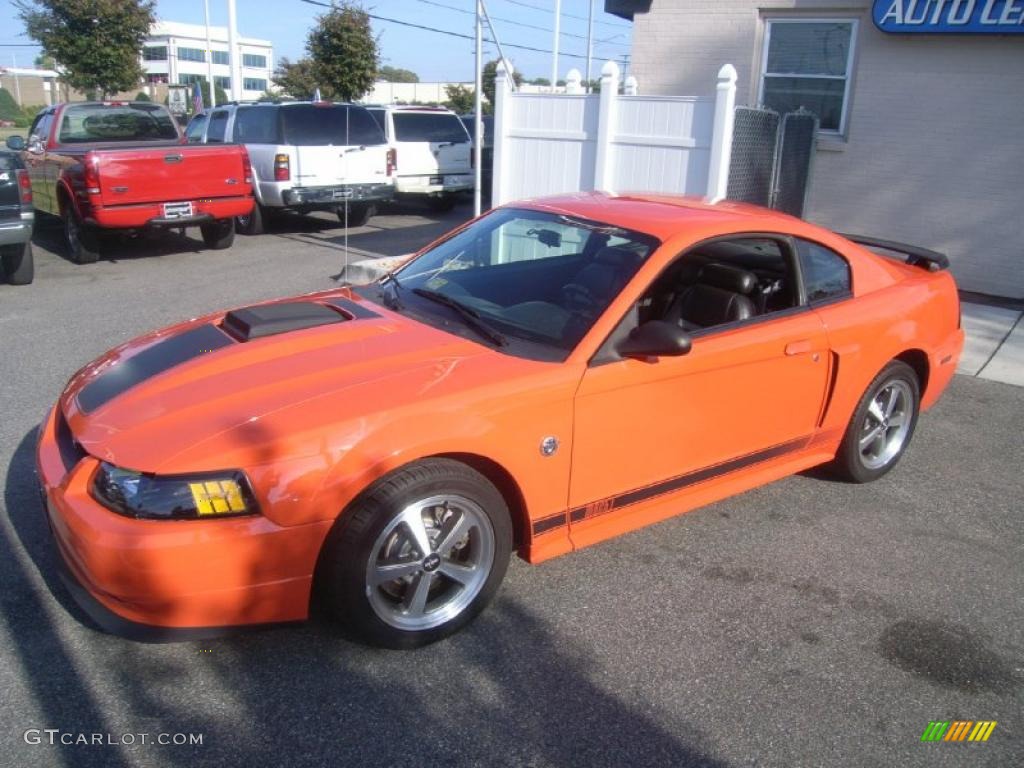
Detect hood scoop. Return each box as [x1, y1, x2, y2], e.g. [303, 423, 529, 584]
[221, 301, 348, 341]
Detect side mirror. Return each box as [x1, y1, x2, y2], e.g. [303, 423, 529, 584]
[5, 135, 25, 151]
[616, 320, 692, 360]
[27, 137, 45, 155]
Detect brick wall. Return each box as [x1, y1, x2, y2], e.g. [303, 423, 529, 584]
[631, 0, 1024, 299]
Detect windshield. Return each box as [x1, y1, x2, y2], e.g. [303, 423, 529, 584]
[281, 105, 386, 146]
[57, 104, 179, 143]
[393, 112, 469, 143]
[376, 208, 659, 359]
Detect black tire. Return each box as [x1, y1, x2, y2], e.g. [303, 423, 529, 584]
[831, 360, 920, 483]
[337, 202, 374, 228]
[200, 219, 236, 249]
[316, 458, 512, 649]
[427, 194, 457, 213]
[63, 205, 99, 264]
[236, 202, 265, 235]
[2, 241, 34, 285]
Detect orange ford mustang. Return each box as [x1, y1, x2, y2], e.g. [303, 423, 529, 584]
[37, 193, 963, 648]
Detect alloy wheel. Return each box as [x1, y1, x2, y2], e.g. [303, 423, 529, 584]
[859, 379, 913, 470]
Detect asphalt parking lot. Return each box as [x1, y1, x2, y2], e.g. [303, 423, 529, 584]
[1, 202, 1021, 768]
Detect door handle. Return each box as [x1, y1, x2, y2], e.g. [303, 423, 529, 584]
[785, 339, 813, 356]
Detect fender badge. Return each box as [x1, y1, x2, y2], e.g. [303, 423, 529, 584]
[540, 436, 559, 457]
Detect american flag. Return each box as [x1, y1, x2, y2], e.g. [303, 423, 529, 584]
[192, 81, 204, 114]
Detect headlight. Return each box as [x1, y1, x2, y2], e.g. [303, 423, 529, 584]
[90, 462, 258, 520]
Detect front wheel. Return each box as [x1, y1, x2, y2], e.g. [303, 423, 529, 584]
[317, 459, 512, 649]
[1, 241, 34, 285]
[200, 219, 235, 249]
[63, 206, 99, 264]
[831, 360, 920, 483]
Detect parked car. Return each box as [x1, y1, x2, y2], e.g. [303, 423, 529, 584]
[366, 105, 472, 211]
[17, 101, 253, 263]
[460, 114, 493, 199]
[186, 101, 395, 234]
[38, 193, 963, 648]
[0, 137, 34, 284]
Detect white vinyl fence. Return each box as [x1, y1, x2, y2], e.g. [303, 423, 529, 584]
[491, 61, 737, 206]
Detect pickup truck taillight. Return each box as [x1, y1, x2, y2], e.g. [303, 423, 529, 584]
[242, 150, 253, 184]
[15, 169, 32, 205]
[83, 153, 101, 195]
[386, 148, 396, 177]
[274, 153, 290, 182]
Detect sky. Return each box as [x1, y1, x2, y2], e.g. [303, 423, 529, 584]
[0, 0, 635, 83]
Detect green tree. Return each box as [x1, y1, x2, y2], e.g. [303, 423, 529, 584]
[34, 53, 56, 69]
[197, 79, 227, 111]
[0, 88, 20, 121]
[527, 77, 550, 86]
[17, 0, 155, 97]
[134, 90, 150, 102]
[378, 65, 418, 83]
[273, 57, 318, 100]
[482, 59, 522, 106]
[444, 84, 474, 115]
[306, 2, 378, 102]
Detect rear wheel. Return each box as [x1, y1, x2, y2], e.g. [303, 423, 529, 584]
[427, 194, 457, 213]
[1, 241, 34, 285]
[200, 219, 235, 249]
[337, 202, 374, 228]
[236, 202, 265, 235]
[317, 458, 512, 649]
[63, 205, 99, 264]
[832, 360, 920, 483]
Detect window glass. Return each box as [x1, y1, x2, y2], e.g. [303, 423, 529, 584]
[367, 109, 385, 131]
[206, 110, 229, 143]
[762, 21, 854, 133]
[211, 50, 230, 65]
[143, 46, 167, 61]
[242, 53, 267, 68]
[31, 112, 52, 144]
[179, 73, 205, 86]
[185, 114, 207, 143]
[57, 104, 179, 143]
[215, 76, 231, 91]
[487, 217, 589, 264]
[243, 77, 267, 92]
[233, 106, 280, 143]
[178, 47, 205, 63]
[797, 239, 851, 302]
[280, 105, 385, 146]
[393, 112, 470, 143]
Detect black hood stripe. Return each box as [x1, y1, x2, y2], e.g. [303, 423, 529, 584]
[77, 324, 233, 413]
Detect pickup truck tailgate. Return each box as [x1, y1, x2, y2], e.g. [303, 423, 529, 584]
[93, 145, 248, 206]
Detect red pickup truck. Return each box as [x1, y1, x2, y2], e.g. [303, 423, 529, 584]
[21, 101, 253, 263]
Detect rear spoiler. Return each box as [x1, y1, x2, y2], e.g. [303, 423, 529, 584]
[838, 233, 949, 271]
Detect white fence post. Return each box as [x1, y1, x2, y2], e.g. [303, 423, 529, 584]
[706, 63, 737, 203]
[624, 75, 638, 96]
[492, 61, 513, 205]
[565, 68, 583, 94]
[593, 60, 621, 193]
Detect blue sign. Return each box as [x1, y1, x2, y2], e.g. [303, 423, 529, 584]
[873, 0, 1024, 33]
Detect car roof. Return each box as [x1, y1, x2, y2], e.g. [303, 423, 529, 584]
[371, 105, 459, 114]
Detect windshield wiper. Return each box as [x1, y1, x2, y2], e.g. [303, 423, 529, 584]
[412, 288, 507, 347]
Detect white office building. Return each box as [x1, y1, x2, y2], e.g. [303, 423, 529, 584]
[141, 21, 273, 102]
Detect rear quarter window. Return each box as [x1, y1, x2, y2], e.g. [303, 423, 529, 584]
[393, 112, 470, 143]
[232, 106, 280, 144]
[797, 239, 852, 303]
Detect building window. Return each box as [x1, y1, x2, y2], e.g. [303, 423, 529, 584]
[146, 73, 168, 84]
[215, 76, 231, 91]
[179, 73, 206, 86]
[242, 53, 267, 69]
[212, 50, 230, 66]
[143, 46, 167, 62]
[178, 46, 206, 63]
[243, 78, 267, 92]
[759, 20, 856, 134]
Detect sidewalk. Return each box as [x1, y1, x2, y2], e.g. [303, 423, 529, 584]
[958, 303, 1024, 387]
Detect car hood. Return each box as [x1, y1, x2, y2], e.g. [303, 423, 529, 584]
[59, 290, 500, 472]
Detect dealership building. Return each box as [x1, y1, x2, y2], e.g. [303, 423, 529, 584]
[609, 1, 1023, 299]
[140, 21, 273, 102]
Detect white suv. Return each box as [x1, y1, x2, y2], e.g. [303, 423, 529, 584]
[366, 105, 472, 211]
[186, 101, 395, 234]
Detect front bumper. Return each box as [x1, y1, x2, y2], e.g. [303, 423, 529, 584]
[36, 405, 331, 635]
[86, 196, 254, 230]
[0, 213, 33, 247]
[282, 183, 394, 207]
[395, 174, 473, 195]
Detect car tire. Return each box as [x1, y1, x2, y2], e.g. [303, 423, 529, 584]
[236, 203, 265, 235]
[2, 241, 34, 285]
[337, 202, 374, 228]
[427, 195, 457, 213]
[200, 219, 235, 249]
[63, 205, 99, 264]
[831, 360, 920, 483]
[316, 458, 512, 649]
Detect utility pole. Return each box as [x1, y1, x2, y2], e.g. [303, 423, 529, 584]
[551, 0, 561, 89]
[227, 0, 241, 101]
[204, 0, 216, 107]
[585, 0, 594, 91]
[473, 0, 483, 216]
